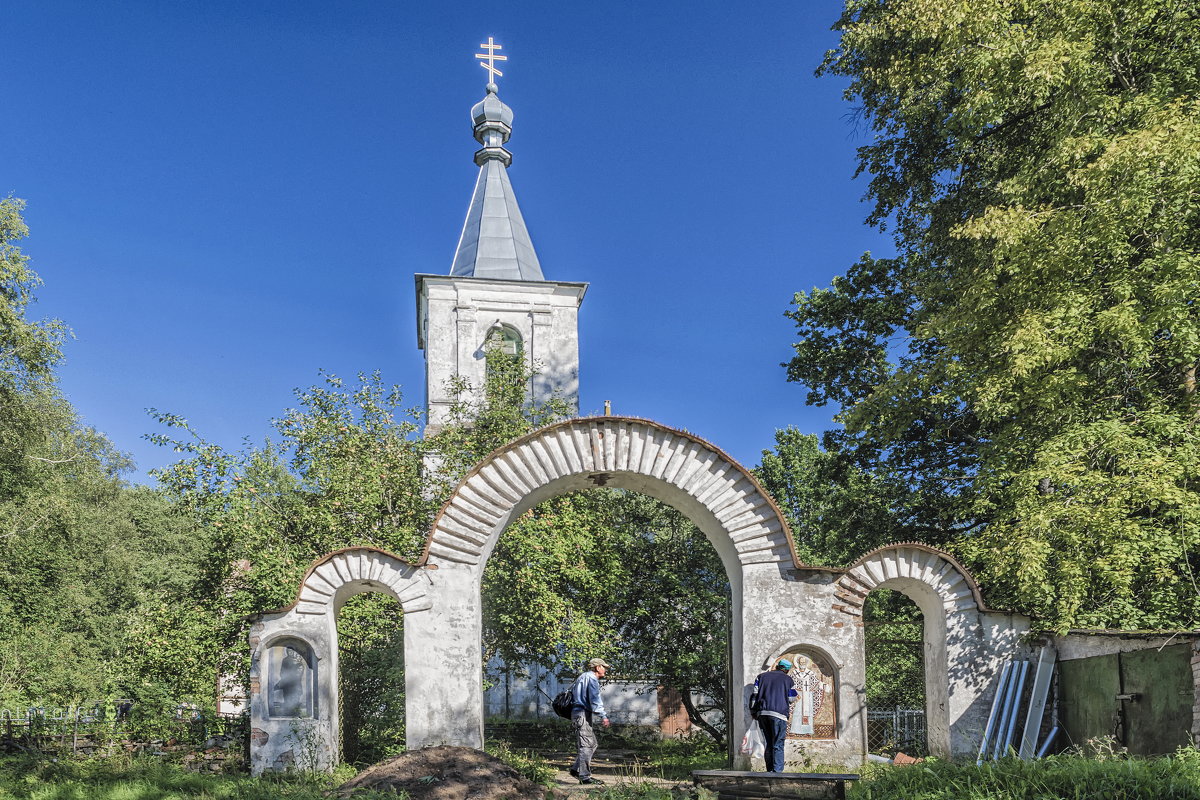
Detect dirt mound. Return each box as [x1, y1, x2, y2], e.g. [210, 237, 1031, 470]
[338, 745, 563, 800]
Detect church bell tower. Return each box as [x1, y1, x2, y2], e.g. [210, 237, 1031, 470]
[415, 39, 587, 435]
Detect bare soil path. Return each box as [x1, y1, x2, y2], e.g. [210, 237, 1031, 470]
[337, 746, 692, 800]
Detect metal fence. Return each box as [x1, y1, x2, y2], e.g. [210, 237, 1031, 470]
[867, 707, 927, 757]
[1, 703, 246, 757]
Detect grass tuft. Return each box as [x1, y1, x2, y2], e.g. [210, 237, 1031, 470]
[849, 748, 1200, 800]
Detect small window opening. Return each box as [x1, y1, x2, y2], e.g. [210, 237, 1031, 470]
[486, 325, 522, 357]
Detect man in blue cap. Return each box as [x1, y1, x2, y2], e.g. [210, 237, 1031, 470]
[749, 658, 797, 773]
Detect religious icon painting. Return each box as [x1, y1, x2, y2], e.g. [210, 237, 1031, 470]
[267, 638, 316, 719]
[777, 649, 837, 740]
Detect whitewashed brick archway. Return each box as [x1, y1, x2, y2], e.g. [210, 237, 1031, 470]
[834, 543, 1003, 758]
[421, 416, 801, 571]
[403, 416, 806, 757]
[249, 419, 1031, 772]
[248, 548, 428, 774]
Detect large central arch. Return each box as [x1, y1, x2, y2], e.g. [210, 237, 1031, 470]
[403, 416, 809, 757]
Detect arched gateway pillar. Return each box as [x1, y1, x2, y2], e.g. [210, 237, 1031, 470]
[248, 548, 431, 774]
[404, 417, 867, 764]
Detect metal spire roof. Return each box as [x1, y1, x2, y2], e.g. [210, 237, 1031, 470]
[449, 83, 545, 281]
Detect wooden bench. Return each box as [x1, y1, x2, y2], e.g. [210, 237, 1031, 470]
[691, 769, 860, 800]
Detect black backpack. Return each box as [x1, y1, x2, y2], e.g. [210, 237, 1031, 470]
[552, 678, 578, 718]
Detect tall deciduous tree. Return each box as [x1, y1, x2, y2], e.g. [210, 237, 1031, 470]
[0, 200, 208, 708]
[149, 372, 433, 680]
[757, 427, 913, 566]
[0, 196, 69, 501]
[788, 0, 1200, 628]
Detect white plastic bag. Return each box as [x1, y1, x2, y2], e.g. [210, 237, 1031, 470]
[740, 723, 766, 759]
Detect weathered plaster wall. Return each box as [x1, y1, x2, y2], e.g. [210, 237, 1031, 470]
[249, 611, 336, 774]
[1055, 631, 1195, 661]
[739, 566, 863, 768]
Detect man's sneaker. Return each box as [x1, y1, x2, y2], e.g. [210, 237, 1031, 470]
[579, 777, 605, 785]
[568, 768, 579, 778]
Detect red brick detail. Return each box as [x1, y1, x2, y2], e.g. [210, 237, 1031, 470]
[657, 686, 692, 738]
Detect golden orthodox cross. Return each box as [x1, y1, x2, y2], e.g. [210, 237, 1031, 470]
[475, 37, 507, 84]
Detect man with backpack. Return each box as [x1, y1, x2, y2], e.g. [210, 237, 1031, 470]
[568, 658, 611, 784]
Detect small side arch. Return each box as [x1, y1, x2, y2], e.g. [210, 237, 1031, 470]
[834, 543, 990, 618]
[292, 547, 432, 616]
[261, 635, 318, 720]
[834, 543, 991, 758]
[248, 547, 429, 775]
[763, 640, 843, 673]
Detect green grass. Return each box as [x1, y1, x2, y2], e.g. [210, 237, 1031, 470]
[484, 740, 557, 786]
[848, 749, 1200, 800]
[616, 736, 725, 780]
[18, 744, 1198, 800]
[589, 783, 696, 800]
[0, 755, 396, 800]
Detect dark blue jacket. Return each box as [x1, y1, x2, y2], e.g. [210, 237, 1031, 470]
[750, 669, 796, 720]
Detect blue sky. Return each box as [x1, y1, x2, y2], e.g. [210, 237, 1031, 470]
[5, 1, 889, 482]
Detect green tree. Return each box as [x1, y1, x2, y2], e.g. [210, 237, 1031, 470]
[605, 494, 730, 742]
[757, 427, 913, 565]
[149, 372, 432, 680]
[787, 0, 1200, 628]
[0, 196, 69, 501]
[0, 199, 209, 708]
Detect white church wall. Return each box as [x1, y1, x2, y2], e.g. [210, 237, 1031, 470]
[415, 274, 586, 434]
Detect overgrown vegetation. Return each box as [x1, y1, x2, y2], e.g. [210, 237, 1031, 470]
[849, 748, 1200, 799]
[863, 590, 924, 712]
[0, 755, 387, 800]
[779, 0, 1200, 630]
[6, 748, 1200, 800]
[0, 197, 209, 709]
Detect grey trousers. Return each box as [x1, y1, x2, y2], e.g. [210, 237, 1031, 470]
[571, 710, 598, 779]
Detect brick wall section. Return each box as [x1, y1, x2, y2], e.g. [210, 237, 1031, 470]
[657, 686, 692, 738]
[1192, 640, 1200, 740]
